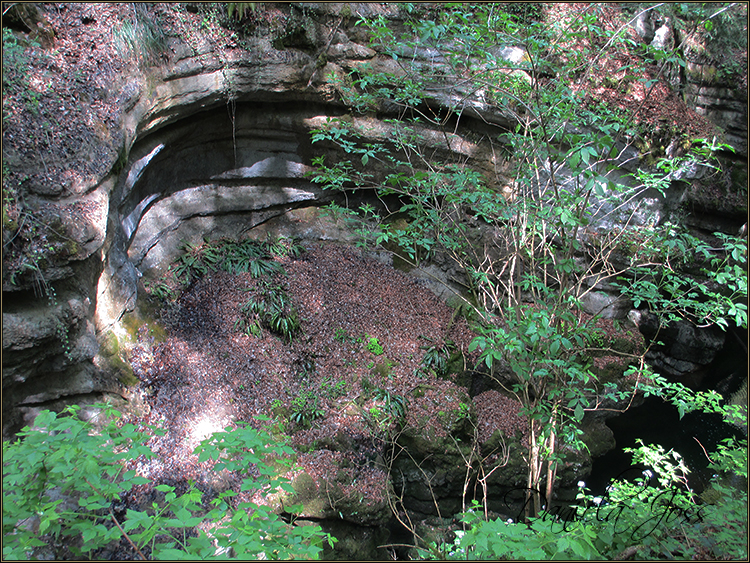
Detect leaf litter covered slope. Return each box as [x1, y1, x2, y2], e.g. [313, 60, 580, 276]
[538, 3, 735, 148]
[124, 242, 523, 515]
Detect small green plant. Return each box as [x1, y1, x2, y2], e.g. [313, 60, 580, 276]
[587, 327, 607, 350]
[370, 358, 396, 380]
[363, 388, 408, 434]
[222, 239, 278, 277]
[267, 306, 300, 342]
[144, 279, 177, 302]
[267, 234, 305, 259]
[419, 338, 457, 377]
[319, 377, 347, 400]
[2, 28, 43, 117]
[290, 391, 325, 427]
[365, 334, 384, 355]
[238, 279, 300, 342]
[373, 388, 407, 420]
[334, 327, 353, 343]
[112, 3, 167, 67]
[172, 241, 210, 286]
[55, 320, 74, 363]
[293, 352, 317, 382]
[457, 401, 471, 420]
[235, 302, 263, 337]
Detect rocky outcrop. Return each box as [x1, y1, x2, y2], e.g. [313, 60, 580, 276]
[636, 312, 727, 377]
[3, 3, 386, 430]
[1, 2, 451, 432]
[686, 78, 747, 158]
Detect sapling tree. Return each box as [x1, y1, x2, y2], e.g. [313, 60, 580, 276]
[308, 2, 745, 520]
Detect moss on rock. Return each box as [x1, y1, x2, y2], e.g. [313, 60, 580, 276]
[99, 331, 138, 386]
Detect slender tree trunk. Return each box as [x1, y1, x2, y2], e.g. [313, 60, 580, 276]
[525, 417, 543, 520]
[545, 415, 558, 512]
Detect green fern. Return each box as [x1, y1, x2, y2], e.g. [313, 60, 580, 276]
[237, 281, 300, 341]
[374, 388, 407, 419]
[267, 235, 305, 259]
[290, 391, 325, 427]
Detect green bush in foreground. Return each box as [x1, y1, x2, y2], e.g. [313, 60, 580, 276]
[2, 405, 334, 560]
[429, 437, 746, 560]
[423, 382, 747, 561]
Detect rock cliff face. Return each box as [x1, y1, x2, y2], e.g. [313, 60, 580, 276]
[1, 3, 498, 432]
[2, 3, 746, 436]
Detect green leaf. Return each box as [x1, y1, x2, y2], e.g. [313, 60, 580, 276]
[574, 402, 585, 422]
[569, 536, 592, 558]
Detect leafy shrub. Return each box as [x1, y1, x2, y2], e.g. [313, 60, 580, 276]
[615, 226, 747, 331]
[428, 427, 748, 560]
[2, 405, 334, 560]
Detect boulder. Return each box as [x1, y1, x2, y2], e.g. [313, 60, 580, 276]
[636, 313, 726, 376]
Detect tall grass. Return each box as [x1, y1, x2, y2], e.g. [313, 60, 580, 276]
[112, 3, 167, 67]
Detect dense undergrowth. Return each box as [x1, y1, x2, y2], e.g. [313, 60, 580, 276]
[2, 405, 334, 560]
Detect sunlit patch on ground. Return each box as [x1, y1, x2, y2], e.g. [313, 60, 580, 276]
[188, 411, 230, 450]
